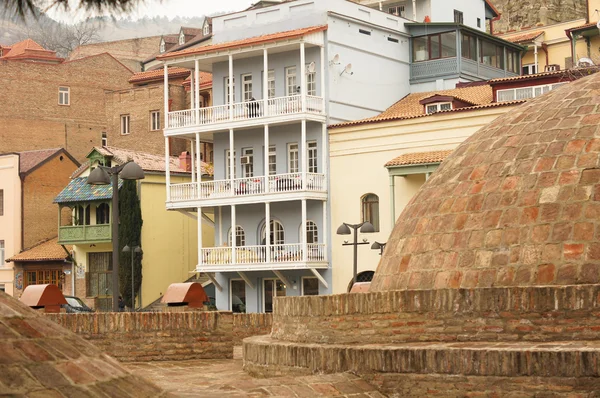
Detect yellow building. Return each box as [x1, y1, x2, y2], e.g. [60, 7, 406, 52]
[566, 0, 600, 65]
[328, 84, 526, 293]
[54, 146, 213, 310]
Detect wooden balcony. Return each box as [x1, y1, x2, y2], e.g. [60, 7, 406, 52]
[58, 224, 111, 245]
[165, 95, 325, 134]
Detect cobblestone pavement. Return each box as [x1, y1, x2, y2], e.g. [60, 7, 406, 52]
[126, 354, 386, 397]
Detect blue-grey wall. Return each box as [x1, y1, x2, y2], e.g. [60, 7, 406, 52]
[430, 0, 487, 31]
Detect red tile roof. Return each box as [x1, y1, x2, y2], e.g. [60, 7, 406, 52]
[158, 25, 327, 60]
[183, 71, 213, 88]
[6, 237, 71, 263]
[488, 68, 580, 83]
[566, 21, 598, 32]
[385, 150, 453, 167]
[129, 67, 191, 84]
[19, 148, 64, 174]
[0, 38, 62, 62]
[502, 31, 544, 44]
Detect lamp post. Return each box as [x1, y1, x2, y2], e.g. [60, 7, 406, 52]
[337, 221, 375, 288]
[87, 161, 144, 312]
[122, 245, 142, 311]
[371, 241, 387, 256]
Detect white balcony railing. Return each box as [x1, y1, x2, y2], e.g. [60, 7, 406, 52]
[200, 243, 326, 266]
[166, 95, 325, 129]
[169, 172, 326, 202]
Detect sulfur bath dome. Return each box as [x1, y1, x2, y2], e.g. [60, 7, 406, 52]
[371, 71, 600, 292]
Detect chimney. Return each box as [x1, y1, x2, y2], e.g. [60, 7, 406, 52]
[179, 151, 192, 172]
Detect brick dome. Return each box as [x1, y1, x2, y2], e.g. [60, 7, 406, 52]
[0, 292, 167, 396]
[371, 71, 600, 292]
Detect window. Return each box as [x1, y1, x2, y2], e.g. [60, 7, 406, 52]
[306, 65, 316, 96]
[150, 110, 160, 131]
[388, 5, 405, 17]
[496, 83, 567, 102]
[242, 74, 253, 102]
[203, 22, 210, 36]
[96, 203, 110, 225]
[101, 132, 107, 147]
[361, 193, 380, 232]
[226, 150, 237, 179]
[0, 241, 4, 265]
[120, 115, 130, 135]
[159, 40, 166, 53]
[267, 70, 275, 99]
[209, 150, 214, 163]
[477, 18, 481, 28]
[480, 40, 504, 69]
[263, 279, 286, 313]
[302, 277, 319, 296]
[359, 29, 371, 36]
[230, 280, 246, 313]
[242, 148, 253, 178]
[388, 37, 399, 43]
[58, 87, 70, 105]
[224, 77, 235, 104]
[228, 226, 246, 247]
[426, 102, 452, 114]
[522, 64, 537, 75]
[288, 143, 299, 173]
[461, 33, 477, 61]
[178, 31, 185, 45]
[412, 32, 457, 62]
[25, 270, 62, 290]
[268, 146, 276, 175]
[285, 67, 297, 96]
[453, 9, 463, 24]
[304, 221, 318, 243]
[307, 141, 318, 173]
[261, 220, 285, 245]
[0, 189, 3, 216]
[73, 205, 90, 226]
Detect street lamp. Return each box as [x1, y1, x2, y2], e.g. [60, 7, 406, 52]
[337, 221, 375, 289]
[123, 245, 142, 311]
[87, 161, 144, 312]
[371, 241, 387, 256]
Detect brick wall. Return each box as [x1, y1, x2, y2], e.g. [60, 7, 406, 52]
[0, 54, 133, 161]
[45, 311, 272, 362]
[270, 285, 600, 345]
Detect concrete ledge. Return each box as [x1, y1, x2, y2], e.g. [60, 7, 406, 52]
[244, 335, 600, 380]
[271, 285, 600, 344]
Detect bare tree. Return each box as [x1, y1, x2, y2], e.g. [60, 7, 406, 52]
[24, 19, 101, 57]
[2, 0, 140, 18]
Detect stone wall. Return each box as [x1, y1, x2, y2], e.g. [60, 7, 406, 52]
[271, 285, 600, 344]
[492, 0, 586, 33]
[45, 311, 272, 362]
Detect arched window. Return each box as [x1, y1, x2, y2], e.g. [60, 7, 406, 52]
[228, 226, 246, 247]
[260, 220, 285, 245]
[96, 203, 110, 225]
[347, 270, 375, 292]
[361, 193, 380, 232]
[73, 205, 90, 226]
[300, 221, 318, 243]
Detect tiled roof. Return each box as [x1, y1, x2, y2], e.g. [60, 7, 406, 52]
[162, 34, 179, 44]
[54, 177, 123, 204]
[181, 27, 203, 36]
[158, 25, 327, 60]
[0, 38, 61, 61]
[129, 67, 190, 83]
[566, 21, 598, 32]
[183, 71, 213, 88]
[6, 237, 71, 263]
[488, 69, 577, 83]
[19, 148, 63, 174]
[502, 31, 544, 43]
[385, 150, 453, 167]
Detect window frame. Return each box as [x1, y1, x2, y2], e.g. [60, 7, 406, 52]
[230, 279, 246, 313]
[388, 5, 405, 17]
[361, 193, 380, 232]
[263, 278, 286, 313]
[261, 220, 285, 245]
[453, 9, 464, 24]
[412, 31, 457, 62]
[242, 147, 254, 178]
[306, 65, 316, 96]
[203, 23, 210, 36]
[58, 86, 70, 106]
[307, 141, 318, 173]
[224, 76, 235, 104]
[241, 73, 253, 102]
[150, 110, 161, 131]
[268, 145, 277, 176]
[178, 31, 185, 45]
[287, 143, 299, 173]
[228, 225, 246, 247]
[101, 132, 107, 147]
[301, 276, 319, 296]
[225, 149, 237, 179]
[303, 220, 319, 244]
[425, 102, 452, 114]
[285, 66, 297, 97]
[268, 70, 275, 99]
[120, 114, 130, 135]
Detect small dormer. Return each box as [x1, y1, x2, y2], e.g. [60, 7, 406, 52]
[178, 29, 186, 45]
[159, 37, 166, 53]
[203, 18, 211, 36]
[419, 95, 475, 114]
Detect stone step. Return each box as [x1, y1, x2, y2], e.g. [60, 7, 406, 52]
[244, 336, 600, 380]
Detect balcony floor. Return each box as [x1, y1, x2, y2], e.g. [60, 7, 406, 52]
[196, 262, 329, 273]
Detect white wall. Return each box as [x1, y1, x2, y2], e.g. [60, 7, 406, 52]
[0, 154, 21, 296]
[430, 0, 486, 31]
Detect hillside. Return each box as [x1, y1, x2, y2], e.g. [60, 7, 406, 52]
[491, 0, 587, 33]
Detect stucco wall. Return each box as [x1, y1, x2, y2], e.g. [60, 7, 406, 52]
[0, 154, 21, 296]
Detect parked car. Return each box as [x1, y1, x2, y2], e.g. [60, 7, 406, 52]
[62, 296, 94, 313]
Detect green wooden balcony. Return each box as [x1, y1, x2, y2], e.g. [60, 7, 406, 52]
[58, 224, 112, 245]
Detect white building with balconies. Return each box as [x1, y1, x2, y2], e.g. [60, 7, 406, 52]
[157, 0, 521, 312]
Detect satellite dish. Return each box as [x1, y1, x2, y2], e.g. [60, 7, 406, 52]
[329, 54, 340, 66]
[596, 20, 600, 29]
[307, 61, 316, 73]
[577, 57, 595, 67]
[340, 63, 354, 76]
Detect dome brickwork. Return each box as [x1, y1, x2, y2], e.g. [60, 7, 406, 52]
[371, 72, 600, 292]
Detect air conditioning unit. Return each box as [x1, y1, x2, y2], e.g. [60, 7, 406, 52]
[545, 64, 560, 72]
[240, 156, 252, 165]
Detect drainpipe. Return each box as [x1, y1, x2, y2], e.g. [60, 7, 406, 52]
[566, 29, 576, 66]
[412, 0, 417, 21]
[533, 43, 538, 73]
[542, 43, 549, 67]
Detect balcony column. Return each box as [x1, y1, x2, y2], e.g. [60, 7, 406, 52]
[320, 46, 325, 100]
[300, 42, 306, 112]
[301, 120, 307, 188]
[196, 133, 201, 197]
[302, 199, 307, 262]
[198, 206, 203, 266]
[190, 138, 196, 183]
[194, 60, 200, 123]
[321, 123, 327, 179]
[322, 200, 327, 261]
[229, 129, 235, 196]
[265, 202, 271, 263]
[165, 136, 171, 201]
[218, 207, 223, 246]
[231, 205, 237, 264]
[163, 64, 169, 129]
[264, 125, 269, 193]
[229, 54, 234, 120]
[263, 49, 268, 117]
[190, 67, 195, 111]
